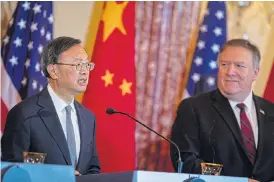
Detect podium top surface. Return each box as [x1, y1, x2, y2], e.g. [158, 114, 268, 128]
[76, 170, 248, 182]
[1, 162, 248, 182]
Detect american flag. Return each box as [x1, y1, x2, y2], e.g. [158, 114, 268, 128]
[1, 1, 53, 132]
[184, 1, 227, 98]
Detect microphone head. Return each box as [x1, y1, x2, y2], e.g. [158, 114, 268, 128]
[106, 108, 116, 115]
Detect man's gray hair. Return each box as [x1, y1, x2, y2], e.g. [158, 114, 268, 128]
[219, 39, 261, 70]
[41, 36, 81, 77]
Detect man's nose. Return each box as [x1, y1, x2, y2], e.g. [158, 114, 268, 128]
[79, 67, 88, 75]
[226, 64, 236, 76]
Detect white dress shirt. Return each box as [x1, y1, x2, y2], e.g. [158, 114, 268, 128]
[47, 85, 81, 162]
[228, 91, 258, 148]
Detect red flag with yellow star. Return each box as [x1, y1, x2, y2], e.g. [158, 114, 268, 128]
[82, 2, 136, 172]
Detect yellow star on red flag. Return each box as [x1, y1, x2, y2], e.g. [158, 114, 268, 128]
[119, 79, 132, 96]
[82, 2, 136, 172]
[101, 1, 128, 42]
[101, 69, 114, 87]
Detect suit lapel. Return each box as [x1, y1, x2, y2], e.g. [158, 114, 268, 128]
[253, 96, 266, 168]
[37, 88, 71, 165]
[212, 90, 248, 155]
[74, 102, 87, 170]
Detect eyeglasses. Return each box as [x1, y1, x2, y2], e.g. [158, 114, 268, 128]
[54, 62, 95, 71]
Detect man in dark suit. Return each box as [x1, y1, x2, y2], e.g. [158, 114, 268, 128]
[1, 36, 100, 175]
[170, 39, 274, 182]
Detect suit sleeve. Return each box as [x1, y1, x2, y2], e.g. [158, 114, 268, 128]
[170, 98, 203, 174]
[85, 116, 100, 174]
[1, 105, 30, 162]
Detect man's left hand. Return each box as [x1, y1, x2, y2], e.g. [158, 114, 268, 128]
[75, 170, 81, 176]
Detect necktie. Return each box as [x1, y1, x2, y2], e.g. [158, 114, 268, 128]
[237, 103, 256, 164]
[65, 105, 77, 167]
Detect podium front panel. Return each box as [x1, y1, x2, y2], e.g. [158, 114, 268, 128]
[1, 162, 75, 182]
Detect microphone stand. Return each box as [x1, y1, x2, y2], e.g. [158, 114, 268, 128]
[107, 109, 183, 173]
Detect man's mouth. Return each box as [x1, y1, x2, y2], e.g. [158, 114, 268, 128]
[78, 78, 87, 83]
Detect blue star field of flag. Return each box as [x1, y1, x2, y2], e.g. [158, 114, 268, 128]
[186, 1, 227, 96]
[1, 1, 53, 100]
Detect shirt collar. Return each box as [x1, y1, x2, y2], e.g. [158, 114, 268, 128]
[47, 84, 76, 112]
[228, 90, 253, 111]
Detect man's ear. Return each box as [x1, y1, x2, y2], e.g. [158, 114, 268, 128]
[47, 64, 58, 79]
[252, 67, 259, 81]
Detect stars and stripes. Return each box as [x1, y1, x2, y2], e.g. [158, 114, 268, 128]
[185, 1, 227, 97]
[1, 1, 53, 131]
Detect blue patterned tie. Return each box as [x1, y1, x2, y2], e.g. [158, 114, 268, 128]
[65, 105, 77, 167]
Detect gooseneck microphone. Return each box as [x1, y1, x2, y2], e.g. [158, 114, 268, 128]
[106, 108, 183, 173]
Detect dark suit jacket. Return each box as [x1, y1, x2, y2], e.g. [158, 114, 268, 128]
[1, 88, 100, 175]
[170, 89, 274, 182]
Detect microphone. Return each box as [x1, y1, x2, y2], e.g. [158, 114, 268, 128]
[106, 108, 116, 115]
[106, 108, 183, 173]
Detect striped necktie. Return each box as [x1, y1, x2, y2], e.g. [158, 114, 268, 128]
[237, 103, 256, 164]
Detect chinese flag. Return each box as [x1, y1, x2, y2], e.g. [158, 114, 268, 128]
[82, 2, 136, 172]
[264, 61, 274, 102]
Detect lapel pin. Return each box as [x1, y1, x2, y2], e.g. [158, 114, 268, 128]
[260, 109, 265, 115]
